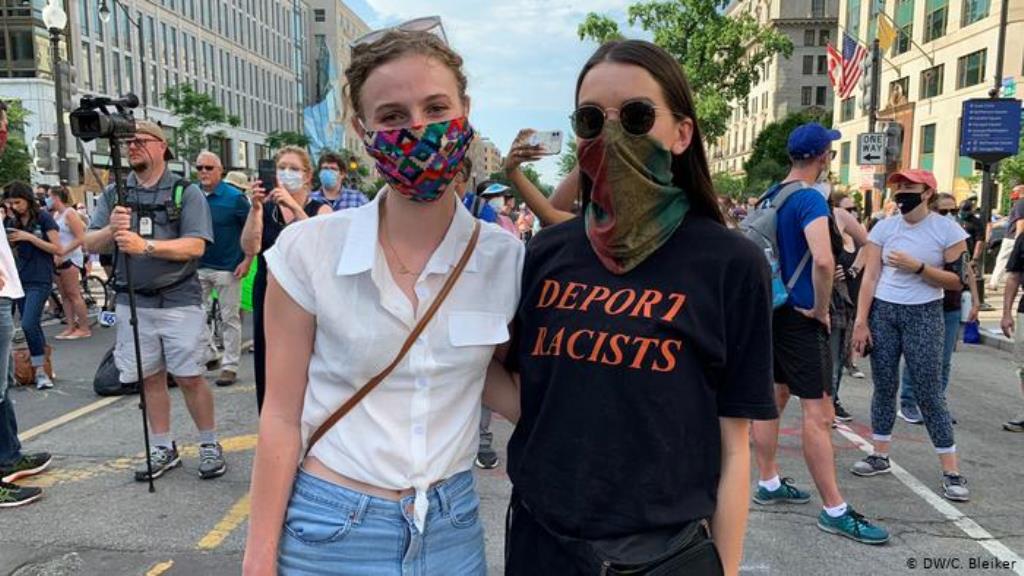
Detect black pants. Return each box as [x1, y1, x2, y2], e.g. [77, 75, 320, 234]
[252, 277, 267, 413]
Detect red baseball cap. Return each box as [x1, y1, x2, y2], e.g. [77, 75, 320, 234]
[887, 169, 938, 191]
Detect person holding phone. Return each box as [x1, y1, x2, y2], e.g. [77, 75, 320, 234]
[240, 146, 331, 413]
[494, 40, 778, 575]
[851, 170, 971, 503]
[504, 129, 575, 227]
[242, 28, 523, 576]
[3, 183, 62, 390]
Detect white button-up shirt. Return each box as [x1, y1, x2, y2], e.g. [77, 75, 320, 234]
[265, 192, 524, 530]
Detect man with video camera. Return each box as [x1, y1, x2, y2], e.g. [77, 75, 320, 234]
[84, 120, 225, 482]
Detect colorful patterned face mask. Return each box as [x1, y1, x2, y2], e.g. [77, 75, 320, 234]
[581, 121, 689, 275]
[362, 117, 475, 203]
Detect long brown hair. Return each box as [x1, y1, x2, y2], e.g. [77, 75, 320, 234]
[575, 40, 723, 225]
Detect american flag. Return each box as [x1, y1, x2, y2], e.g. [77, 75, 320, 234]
[839, 32, 868, 99]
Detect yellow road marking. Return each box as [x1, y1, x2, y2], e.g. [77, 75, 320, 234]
[197, 493, 251, 550]
[20, 434, 257, 488]
[145, 560, 174, 576]
[17, 396, 125, 442]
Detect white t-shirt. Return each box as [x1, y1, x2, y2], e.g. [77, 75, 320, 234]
[0, 220, 25, 300]
[869, 212, 968, 305]
[264, 192, 524, 532]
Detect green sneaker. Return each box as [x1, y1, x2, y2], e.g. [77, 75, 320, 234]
[817, 507, 890, 545]
[0, 480, 43, 508]
[0, 452, 52, 483]
[752, 477, 811, 505]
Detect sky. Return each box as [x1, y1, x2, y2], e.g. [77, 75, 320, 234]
[341, 0, 638, 186]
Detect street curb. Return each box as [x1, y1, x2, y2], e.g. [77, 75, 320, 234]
[980, 328, 1015, 354]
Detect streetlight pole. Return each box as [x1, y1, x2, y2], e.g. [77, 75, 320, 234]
[42, 1, 68, 183]
[99, 0, 148, 118]
[978, 0, 1010, 293]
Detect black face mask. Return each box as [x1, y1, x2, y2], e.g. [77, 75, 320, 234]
[938, 209, 952, 216]
[894, 192, 924, 215]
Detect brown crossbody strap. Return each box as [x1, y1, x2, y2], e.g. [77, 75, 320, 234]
[304, 220, 482, 456]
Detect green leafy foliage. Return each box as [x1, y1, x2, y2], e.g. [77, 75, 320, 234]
[742, 109, 832, 194]
[162, 83, 240, 164]
[558, 140, 578, 177]
[265, 130, 311, 150]
[0, 99, 33, 186]
[578, 0, 793, 140]
[489, 164, 552, 198]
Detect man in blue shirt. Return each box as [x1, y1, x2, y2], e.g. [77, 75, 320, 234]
[196, 151, 251, 387]
[750, 123, 890, 545]
[310, 151, 369, 211]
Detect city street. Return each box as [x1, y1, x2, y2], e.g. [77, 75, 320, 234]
[1, 320, 1023, 575]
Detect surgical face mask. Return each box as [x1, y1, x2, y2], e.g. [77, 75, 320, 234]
[277, 169, 304, 192]
[318, 168, 340, 190]
[44, 197, 54, 209]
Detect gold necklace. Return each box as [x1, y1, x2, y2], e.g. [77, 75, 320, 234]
[380, 205, 423, 276]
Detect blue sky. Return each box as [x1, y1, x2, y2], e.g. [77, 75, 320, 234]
[341, 0, 636, 186]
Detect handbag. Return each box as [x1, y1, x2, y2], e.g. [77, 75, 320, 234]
[962, 320, 981, 345]
[512, 497, 723, 576]
[305, 221, 481, 455]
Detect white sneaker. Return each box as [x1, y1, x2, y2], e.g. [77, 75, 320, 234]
[35, 372, 54, 390]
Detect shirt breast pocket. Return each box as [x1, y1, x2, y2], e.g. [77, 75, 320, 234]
[448, 311, 509, 349]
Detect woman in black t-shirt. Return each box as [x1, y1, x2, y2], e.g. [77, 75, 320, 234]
[240, 146, 331, 412]
[3, 182, 62, 389]
[491, 40, 777, 576]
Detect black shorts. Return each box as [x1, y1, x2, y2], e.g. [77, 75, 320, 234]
[772, 306, 833, 399]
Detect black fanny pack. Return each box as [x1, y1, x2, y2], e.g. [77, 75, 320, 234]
[514, 497, 723, 575]
[114, 271, 196, 298]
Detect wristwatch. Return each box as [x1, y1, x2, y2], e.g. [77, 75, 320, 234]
[144, 240, 156, 256]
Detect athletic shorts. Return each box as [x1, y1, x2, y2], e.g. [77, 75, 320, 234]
[114, 304, 206, 383]
[772, 306, 833, 399]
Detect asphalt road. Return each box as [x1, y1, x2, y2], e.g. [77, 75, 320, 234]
[3, 320, 1024, 575]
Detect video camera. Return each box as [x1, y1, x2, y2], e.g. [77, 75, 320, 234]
[69, 93, 140, 142]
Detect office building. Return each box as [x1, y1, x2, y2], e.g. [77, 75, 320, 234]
[710, 0, 840, 175]
[831, 0, 1023, 199]
[1, 0, 314, 183]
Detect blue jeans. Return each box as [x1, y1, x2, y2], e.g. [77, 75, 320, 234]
[278, 469, 486, 576]
[16, 284, 50, 367]
[899, 309, 961, 410]
[0, 297, 22, 466]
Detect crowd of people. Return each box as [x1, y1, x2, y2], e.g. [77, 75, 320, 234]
[1, 23, 1024, 576]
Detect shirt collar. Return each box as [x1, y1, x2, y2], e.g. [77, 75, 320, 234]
[335, 192, 479, 277]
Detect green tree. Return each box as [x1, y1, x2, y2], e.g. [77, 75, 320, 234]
[742, 109, 832, 194]
[998, 137, 1024, 201]
[0, 99, 33, 186]
[578, 0, 793, 140]
[558, 140, 578, 177]
[711, 171, 745, 200]
[266, 130, 311, 150]
[489, 164, 553, 198]
[162, 83, 240, 164]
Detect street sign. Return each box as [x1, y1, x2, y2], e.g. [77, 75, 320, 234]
[857, 132, 886, 165]
[960, 98, 1023, 164]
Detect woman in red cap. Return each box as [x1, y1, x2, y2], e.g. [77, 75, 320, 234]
[852, 169, 971, 502]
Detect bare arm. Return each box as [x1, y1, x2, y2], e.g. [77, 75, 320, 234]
[482, 361, 520, 424]
[855, 243, 882, 325]
[712, 417, 752, 576]
[150, 237, 206, 261]
[62, 211, 87, 256]
[504, 129, 574, 226]
[242, 276, 314, 576]
[549, 166, 580, 212]
[241, 203, 264, 257]
[36, 229, 64, 256]
[835, 208, 868, 247]
[1003, 272, 1021, 337]
[896, 242, 967, 292]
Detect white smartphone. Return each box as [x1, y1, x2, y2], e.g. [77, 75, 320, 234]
[528, 130, 564, 156]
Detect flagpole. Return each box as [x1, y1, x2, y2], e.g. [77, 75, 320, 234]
[866, 37, 882, 221]
[836, 23, 901, 75]
[875, 10, 935, 66]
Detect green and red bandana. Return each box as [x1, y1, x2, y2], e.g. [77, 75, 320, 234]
[581, 121, 689, 275]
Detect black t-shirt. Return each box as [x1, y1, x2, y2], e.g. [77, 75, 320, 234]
[254, 199, 328, 300]
[506, 215, 778, 539]
[961, 212, 983, 257]
[1007, 234, 1024, 313]
[8, 212, 58, 286]
[1009, 200, 1024, 240]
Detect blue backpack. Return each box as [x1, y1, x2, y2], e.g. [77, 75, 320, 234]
[739, 181, 812, 309]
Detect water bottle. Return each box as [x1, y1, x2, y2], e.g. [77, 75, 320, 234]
[960, 291, 973, 322]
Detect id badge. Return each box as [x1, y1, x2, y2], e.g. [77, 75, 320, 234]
[139, 216, 154, 238]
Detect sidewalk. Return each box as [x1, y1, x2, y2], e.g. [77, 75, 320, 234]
[977, 285, 1019, 353]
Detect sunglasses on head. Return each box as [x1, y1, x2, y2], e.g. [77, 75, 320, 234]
[571, 100, 682, 140]
[351, 16, 445, 48]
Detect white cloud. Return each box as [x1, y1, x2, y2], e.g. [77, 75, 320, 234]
[355, 0, 636, 185]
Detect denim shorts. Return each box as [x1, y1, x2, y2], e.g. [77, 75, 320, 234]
[278, 469, 486, 576]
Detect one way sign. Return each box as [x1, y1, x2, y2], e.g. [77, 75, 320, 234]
[857, 133, 886, 166]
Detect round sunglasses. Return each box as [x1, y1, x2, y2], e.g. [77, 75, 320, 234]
[570, 100, 683, 140]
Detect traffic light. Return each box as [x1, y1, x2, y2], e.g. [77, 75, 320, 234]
[32, 135, 56, 173]
[884, 122, 903, 165]
[860, 58, 874, 112]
